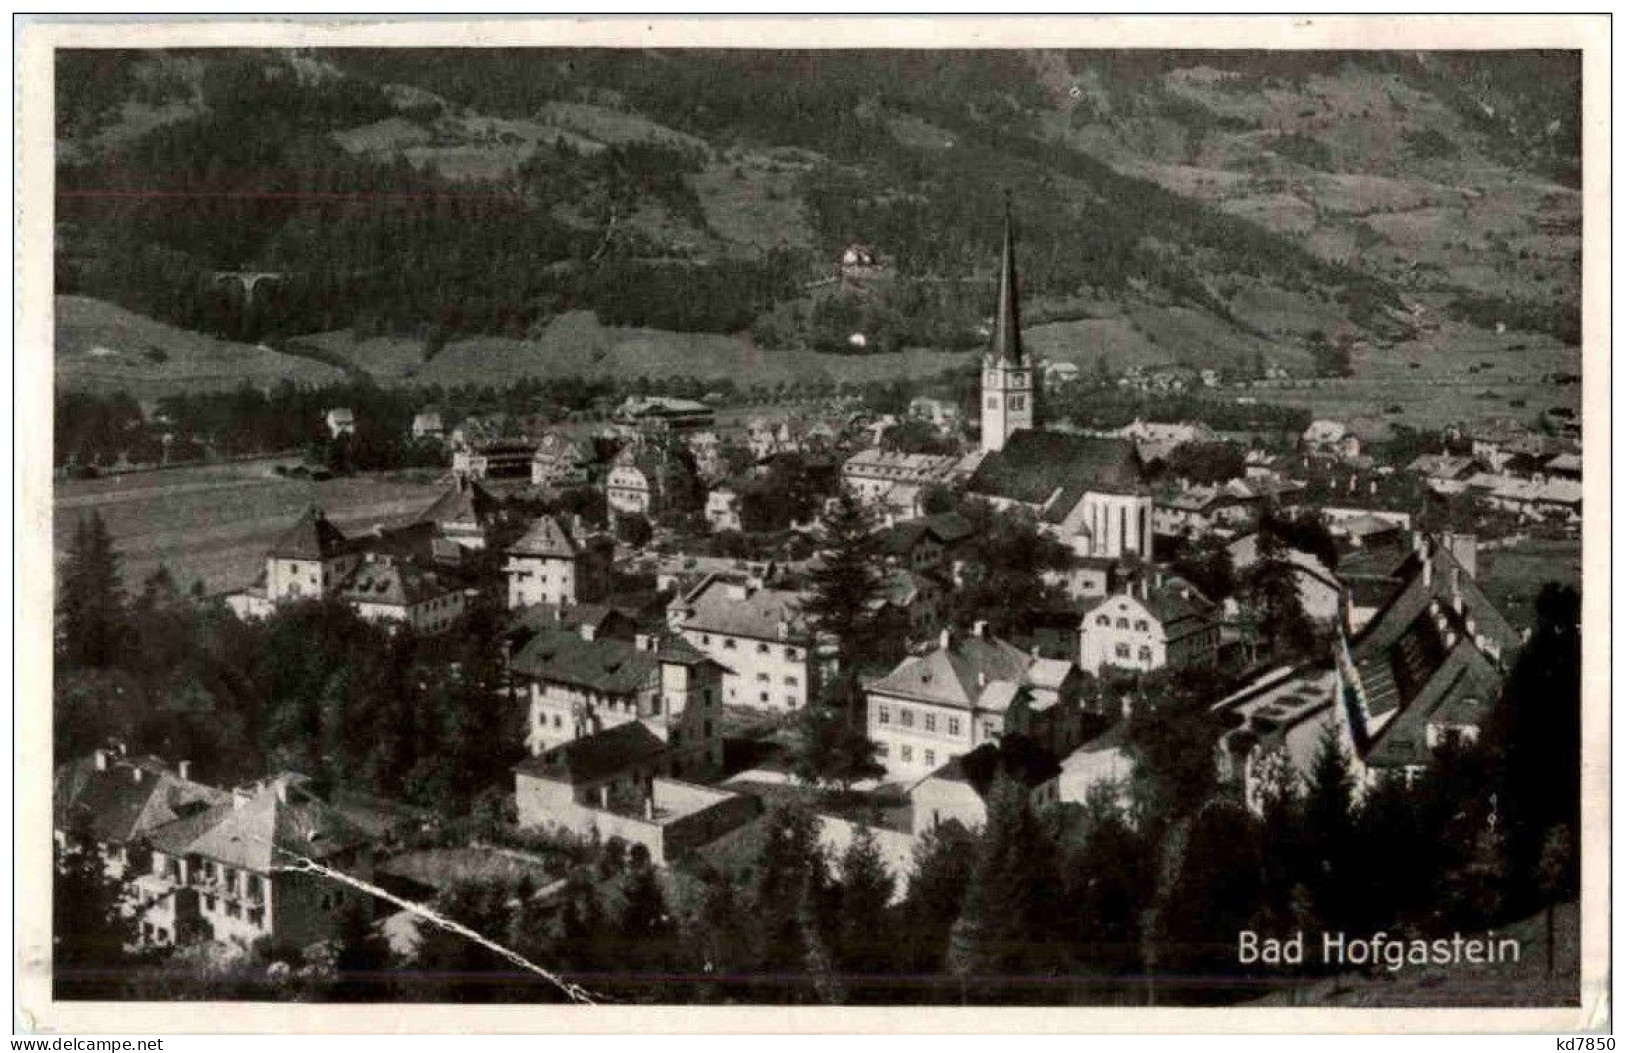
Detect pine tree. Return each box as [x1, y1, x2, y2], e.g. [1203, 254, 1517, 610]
[950, 775, 1060, 992]
[1299, 723, 1358, 928]
[834, 825, 896, 984]
[57, 511, 126, 669]
[1246, 529, 1315, 661]
[800, 489, 883, 673]
[53, 813, 140, 999]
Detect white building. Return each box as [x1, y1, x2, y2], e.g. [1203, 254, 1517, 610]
[668, 575, 821, 711]
[505, 516, 583, 610]
[1078, 580, 1221, 677]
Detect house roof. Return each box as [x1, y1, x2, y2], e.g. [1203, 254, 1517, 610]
[509, 516, 578, 559]
[879, 511, 976, 556]
[149, 774, 370, 871]
[510, 627, 714, 695]
[416, 476, 497, 530]
[334, 556, 458, 608]
[54, 753, 227, 846]
[513, 721, 668, 785]
[867, 630, 1046, 711]
[675, 576, 810, 642]
[269, 507, 348, 560]
[966, 430, 1146, 506]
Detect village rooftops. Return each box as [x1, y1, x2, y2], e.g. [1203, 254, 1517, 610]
[842, 448, 961, 482]
[877, 511, 977, 556]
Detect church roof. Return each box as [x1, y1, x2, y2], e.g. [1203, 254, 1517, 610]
[268, 507, 349, 560]
[987, 197, 1024, 367]
[966, 430, 1147, 505]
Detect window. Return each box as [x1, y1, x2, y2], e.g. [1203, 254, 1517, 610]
[1116, 643, 1131, 658]
[757, 672, 771, 683]
[723, 638, 737, 649]
[901, 745, 913, 762]
[205, 895, 217, 912]
[1116, 618, 1129, 629]
[757, 643, 769, 654]
[924, 713, 937, 733]
[1138, 646, 1152, 661]
[900, 709, 914, 728]
[1134, 620, 1149, 632]
[877, 742, 890, 757]
[760, 692, 769, 703]
[986, 396, 998, 409]
[650, 696, 661, 715]
[948, 717, 961, 736]
[925, 749, 936, 767]
[786, 647, 800, 661]
[878, 705, 890, 725]
[1010, 395, 1025, 411]
[785, 676, 798, 687]
[702, 634, 711, 645]
[1096, 615, 1110, 626]
[982, 720, 997, 739]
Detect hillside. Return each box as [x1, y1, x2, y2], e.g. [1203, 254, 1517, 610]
[53, 49, 1581, 399]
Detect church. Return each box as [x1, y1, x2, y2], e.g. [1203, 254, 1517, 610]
[964, 204, 1154, 562]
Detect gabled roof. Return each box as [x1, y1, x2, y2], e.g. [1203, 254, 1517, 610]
[269, 507, 348, 560]
[508, 516, 578, 559]
[514, 721, 669, 785]
[149, 773, 370, 871]
[675, 575, 811, 642]
[511, 627, 715, 695]
[866, 630, 1041, 712]
[334, 557, 458, 607]
[54, 753, 227, 846]
[878, 511, 976, 556]
[966, 430, 1146, 505]
[416, 476, 497, 530]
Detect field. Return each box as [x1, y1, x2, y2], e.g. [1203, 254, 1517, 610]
[54, 460, 449, 596]
[1477, 537, 1584, 633]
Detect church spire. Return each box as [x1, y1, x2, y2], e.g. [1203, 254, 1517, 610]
[989, 192, 1024, 366]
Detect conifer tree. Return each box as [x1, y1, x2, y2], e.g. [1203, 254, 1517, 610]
[57, 511, 126, 669]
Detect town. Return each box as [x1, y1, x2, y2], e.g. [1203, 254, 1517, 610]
[53, 207, 1582, 1008]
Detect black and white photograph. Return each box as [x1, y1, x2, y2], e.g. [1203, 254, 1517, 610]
[17, 14, 1609, 1034]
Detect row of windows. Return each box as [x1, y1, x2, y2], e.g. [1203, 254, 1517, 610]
[755, 673, 799, 686]
[1114, 643, 1155, 661]
[1094, 615, 1151, 632]
[874, 704, 964, 737]
[704, 635, 801, 661]
[876, 742, 938, 767]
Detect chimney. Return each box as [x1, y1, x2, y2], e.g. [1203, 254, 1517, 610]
[177, 760, 191, 781]
[939, 627, 954, 650]
[1450, 568, 1463, 613]
[599, 785, 611, 809]
[977, 671, 987, 688]
[1422, 551, 1433, 589]
[94, 748, 108, 772]
[972, 620, 988, 639]
[644, 793, 655, 821]
[130, 765, 144, 784]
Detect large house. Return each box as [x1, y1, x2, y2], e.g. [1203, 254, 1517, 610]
[414, 475, 500, 552]
[605, 443, 700, 518]
[864, 622, 1084, 782]
[875, 511, 977, 576]
[530, 432, 594, 493]
[1212, 664, 1345, 814]
[668, 574, 822, 712]
[841, 449, 961, 512]
[1077, 579, 1221, 677]
[504, 515, 610, 610]
[509, 621, 728, 778]
[1333, 534, 1522, 784]
[613, 396, 716, 435]
[333, 552, 466, 634]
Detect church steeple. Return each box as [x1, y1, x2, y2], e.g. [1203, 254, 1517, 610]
[980, 193, 1035, 454]
[989, 192, 1024, 367]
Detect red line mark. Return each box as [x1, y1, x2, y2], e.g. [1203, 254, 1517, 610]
[58, 188, 531, 203]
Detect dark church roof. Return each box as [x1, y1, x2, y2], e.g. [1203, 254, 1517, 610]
[987, 197, 1024, 367]
[269, 507, 349, 560]
[966, 430, 1147, 506]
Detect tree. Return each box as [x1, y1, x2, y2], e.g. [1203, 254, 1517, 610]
[1245, 529, 1316, 662]
[901, 820, 978, 979]
[1150, 800, 1266, 980]
[53, 814, 140, 1000]
[949, 775, 1061, 995]
[786, 675, 885, 791]
[1298, 723, 1358, 928]
[800, 489, 884, 671]
[58, 511, 127, 669]
[833, 825, 897, 986]
[615, 512, 653, 547]
[744, 801, 834, 1002]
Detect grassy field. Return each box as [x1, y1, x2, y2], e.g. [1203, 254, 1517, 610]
[54, 460, 449, 596]
[55, 295, 346, 397]
[1478, 537, 1583, 633]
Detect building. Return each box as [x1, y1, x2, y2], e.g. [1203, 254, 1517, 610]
[841, 449, 960, 507]
[1212, 665, 1345, 814]
[1077, 579, 1221, 677]
[909, 734, 1061, 833]
[505, 515, 610, 610]
[979, 204, 1035, 453]
[138, 773, 377, 952]
[1301, 419, 1352, 456]
[509, 622, 727, 778]
[530, 433, 593, 493]
[875, 511, 976, 576]
[1113, 418, 1214, 447]
[967, 430, 1154, 560]
[454, 437, 539, 481]
[668, 574, 821, 712]
[908, 395, 965, 433]
[228, 506, 362, 617]
[1152, 480, 1261, 539]
[864, 622, 1084, 782]
[415, 475, 500, 552]
[605, 443, 700, 519]
[1057, 723, 1136, 808]
[1333, 534, 1522, 784]
[613, 396, 716, 435]
[410, 409, 444, 442]
[325, 408, 355, 439]
[514, 734, 759, 865]
[333, 552, 466, 634]
[705, 485, 745, 534]
[870, 567, 947, 642]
